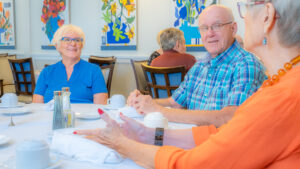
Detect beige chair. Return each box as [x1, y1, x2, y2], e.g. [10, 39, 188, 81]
[88, 56, 116, 97]
[0, 54, 16, 94]
[8, 57, 36, 103]
[130, 59, 150, 95]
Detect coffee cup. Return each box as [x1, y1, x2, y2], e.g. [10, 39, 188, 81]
[16, 139, 50, 169]
[144, 112, 168, 128]
[0, 93, 18, 107]
[107, 94, 126, 109]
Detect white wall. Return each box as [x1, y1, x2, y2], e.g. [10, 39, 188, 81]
[4, 0, 245, 97]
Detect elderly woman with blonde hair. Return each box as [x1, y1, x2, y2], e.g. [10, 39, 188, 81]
[76, 1, 300, 168]
[33, 24, 108, 104]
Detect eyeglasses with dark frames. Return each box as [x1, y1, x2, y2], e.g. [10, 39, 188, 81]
[61, 37, 83, 44]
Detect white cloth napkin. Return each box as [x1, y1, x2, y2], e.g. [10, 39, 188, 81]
[51, 132, 123, 165]
[117, 106, 143, 118]
[45, 99, 54, 111]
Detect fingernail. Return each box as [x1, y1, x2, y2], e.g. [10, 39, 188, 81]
[120, 112, 123, 116]
[98, 108, 104, 115]
[73, 131, 77, 134]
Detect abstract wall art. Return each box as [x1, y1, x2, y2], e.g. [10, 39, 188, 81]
[0, 0, 15, 49]
[173, 0, 218, 51]
[41, 0, 69, 50]
[100, 0, 137, 50]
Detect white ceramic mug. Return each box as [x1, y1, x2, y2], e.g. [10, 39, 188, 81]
[16, 140, 50, 169]
[144, 112, 168, 128]
[0, 93, 18, 107]
[107, 94, 126, 109]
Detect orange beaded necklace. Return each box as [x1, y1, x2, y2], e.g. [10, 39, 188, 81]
[262, 55, 300, 87]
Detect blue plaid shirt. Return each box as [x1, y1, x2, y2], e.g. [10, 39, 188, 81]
[172, 41, 266, 110]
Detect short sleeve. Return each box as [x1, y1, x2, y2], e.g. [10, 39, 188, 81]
[34, 68, 48, 96]
[91, 66, 108, 94]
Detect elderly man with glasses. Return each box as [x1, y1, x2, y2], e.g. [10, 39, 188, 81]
[127, 5, 266, 127]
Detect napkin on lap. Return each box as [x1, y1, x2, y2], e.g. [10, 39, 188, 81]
[51, 132, 124, 164]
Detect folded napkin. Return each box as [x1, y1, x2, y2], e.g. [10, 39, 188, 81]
[117, 106, 143, 119]
[45, 99, 54, 111]
[51, 132, 123, 165]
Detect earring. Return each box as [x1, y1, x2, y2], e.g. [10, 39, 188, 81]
[262, 37, 267, 45]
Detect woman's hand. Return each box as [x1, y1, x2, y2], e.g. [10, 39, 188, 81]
[75, 113, 124, 150]
[127, 90, 141, 106]
[119, 113, 155, 144]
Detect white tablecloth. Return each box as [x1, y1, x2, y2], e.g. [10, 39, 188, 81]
[0, 103, 194, 169]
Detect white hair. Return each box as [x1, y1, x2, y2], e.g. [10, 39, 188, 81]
[52, 24, 86, 48]
[159, 28, 184, 51]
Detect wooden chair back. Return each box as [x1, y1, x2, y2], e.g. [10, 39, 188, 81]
[130, 59, 150, 95]
[0, 79, 3, 97]
[88, 56, 116, 97]
[8, 57, 36, 95]
[141, 64, 186, 98]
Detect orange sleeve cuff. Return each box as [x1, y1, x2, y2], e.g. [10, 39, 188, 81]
[155, 145, 184, 169]
[192, 125, 218, 145]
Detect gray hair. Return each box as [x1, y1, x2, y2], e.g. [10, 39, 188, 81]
[52, 24, 86, 48]
[254, 0, 300, 47]
[159, 28, 184, 51]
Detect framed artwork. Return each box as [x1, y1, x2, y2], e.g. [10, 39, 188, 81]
[41, 0, 69, 50]
[100, 0, 137, 50]
[0, 0, 15, 49]
[172, 0, 218, 51]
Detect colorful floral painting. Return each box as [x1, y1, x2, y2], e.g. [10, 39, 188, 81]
[0, 0, 15, 49]
[100, 0, 137, 50]
[41, 0, 69, 50]
[173, 0, 218, 51]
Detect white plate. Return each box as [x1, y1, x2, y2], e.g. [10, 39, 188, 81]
[0, 135, 11, 146]
[0, 103, 25, 108]
[76, 112, 100, 120]
[0, 107, 31, 116]
[2, 154, 62, 169]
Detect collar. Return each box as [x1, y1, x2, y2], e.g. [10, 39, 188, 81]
[207, 40, 241, 67]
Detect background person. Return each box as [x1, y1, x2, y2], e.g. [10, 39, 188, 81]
[33, 24, 108, 104]
[150, 28, 196, 71]
[76, 0, 300, 168]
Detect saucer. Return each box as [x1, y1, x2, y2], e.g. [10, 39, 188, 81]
[2, 154, 62, 169]
[0, 103, 25, 108]
[0, 135, 11, 146]
[76, 112, 101, 120]
[0, 107, 31, 116]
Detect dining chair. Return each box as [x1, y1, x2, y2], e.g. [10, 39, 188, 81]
[8, 57, 36, 103]
[0, 79, 3, 97]
[130, 59, 150, 95]
[141, 64, 186, 98]
[0, 54, 16, 94]
[88, 56, 116, 97]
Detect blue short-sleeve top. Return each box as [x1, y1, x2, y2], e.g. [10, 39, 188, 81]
[34, 59, 107, 103]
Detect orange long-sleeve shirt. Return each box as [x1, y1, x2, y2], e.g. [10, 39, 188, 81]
[155, 67, 300, 169]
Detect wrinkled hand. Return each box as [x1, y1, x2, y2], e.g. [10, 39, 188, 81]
[127, 90, 142, 106]
[132, 95, 160, 115]
[120, 113, 154, 144]
[75, 113, 124, 150]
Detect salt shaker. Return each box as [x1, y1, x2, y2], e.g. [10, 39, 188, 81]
[62, 87, 74, 128]
[52, 91, 65, 130]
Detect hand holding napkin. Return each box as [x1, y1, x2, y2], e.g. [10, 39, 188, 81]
[51, 132, 123, 165]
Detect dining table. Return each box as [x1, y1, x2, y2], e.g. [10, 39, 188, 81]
[0, 103, 195, 169]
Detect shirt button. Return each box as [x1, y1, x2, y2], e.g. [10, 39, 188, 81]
[208, 74, 212, 77]
[204, 94, 208, 97]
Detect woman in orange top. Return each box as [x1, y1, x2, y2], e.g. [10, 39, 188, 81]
[75, 1, 300, 168]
